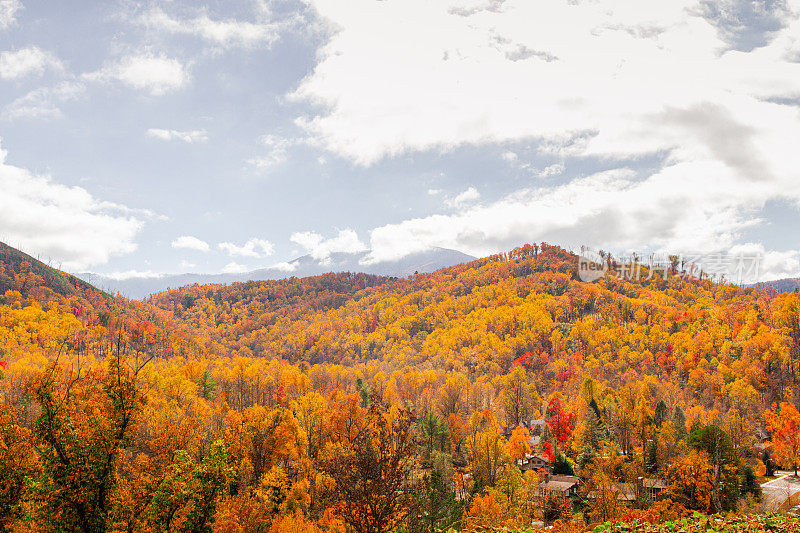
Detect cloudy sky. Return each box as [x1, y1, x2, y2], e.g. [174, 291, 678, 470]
[1, 0, 799, 280]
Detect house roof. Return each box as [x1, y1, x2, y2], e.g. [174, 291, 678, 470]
[642, 478, 667, 489]
[615, 483, 637, 501]
[539, 480, 577, 493]
[551, 475, 581, 484]
[539, 475, 580, 493]
[520, 452, 550, 462]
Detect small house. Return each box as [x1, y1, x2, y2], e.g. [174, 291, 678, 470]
[537, 474, 581, 500]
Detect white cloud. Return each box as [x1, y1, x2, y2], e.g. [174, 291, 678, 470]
[293, 0, 800, 172]
[292, 0, 800, 280]
[270, 261, 298, 272]
[246, 134, 306, 170]
[427, 188, 440, 195]
[0, 140, 143, 270]
[3, 81, 84, 119]
[289, 229, 367, 261]
[0, 47, 62, 79]
[146, 128, 208, 143]
[537, 163, 564, 178]
[221, 261, 249, 274]
[179, 259, 196, 269]
[726, 243, 800, 283]
[102, 270, 163, 280]
[171, 235, 210, 252]
[0, 0, 21, 29]
[138, 7, 285, 49]
[218, 237, 274, 258]
[362, 163, 777, 264]
[445, 186, 480, 208]
[89, 54, 189, 95]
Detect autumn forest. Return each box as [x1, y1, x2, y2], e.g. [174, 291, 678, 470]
[1, 241, 800, 533]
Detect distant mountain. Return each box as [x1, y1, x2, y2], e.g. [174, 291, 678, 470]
[0, 241, 104, 298]
[749, 278, 800, 294]
[77, 247, 477, 300]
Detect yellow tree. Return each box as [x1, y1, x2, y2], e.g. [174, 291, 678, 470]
[582, 442, 624, 524]
[666, 449, 714, 512]
[467, 410, 504, 488]
[499, 366, 533, 428]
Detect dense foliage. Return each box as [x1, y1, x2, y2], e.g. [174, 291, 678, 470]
[1, 242, 800, 532]
[593, 513, 800, 533]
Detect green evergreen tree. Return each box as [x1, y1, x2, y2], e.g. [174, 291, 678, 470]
[356, 378, 370, 407]
[418, 412, 449, 456]
[673, 406, 687, 439]
[740, 467, 762, 501]
[688, 425, 739, 512]
[197, 370, 216, 401]
[645, 431, 659, 473]
[552, 454, 574, 475]
[654, 400, 668, 427]
[409, 468, 462, 533]
[578, 409, 603, 468]
[763, 449, 777, 477]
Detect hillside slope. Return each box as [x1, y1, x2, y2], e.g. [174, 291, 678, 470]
[150, 243, 800, 408]
[751, 277, 800, 293]
[3, 240, 800, 531]
[0, 241, 106, 299]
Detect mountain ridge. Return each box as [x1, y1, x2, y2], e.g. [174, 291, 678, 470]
[748, 277, 800, 293]
[0, 241, 106, 299]
[77, 247, 476, 300]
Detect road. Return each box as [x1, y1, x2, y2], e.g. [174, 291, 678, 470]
[761, 471, 800, 510]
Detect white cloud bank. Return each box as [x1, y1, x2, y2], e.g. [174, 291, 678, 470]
[89, 54, 189, 95]
[290, 229, 367, 262]
[295, 0, 800, 275]
[0, 47, 62, 79]
[218, 237, 274, 258]
[445, 186, 480, 208]
[221, 261, 249, 274]
[0, 140, 142, 270]
[295, 0, 800, 166]
[171, 235, 210, 252]
[246, 134, 308, 170]
[146, 128, 208, 143]
[728, 243, 800, 283]
[3, 81, 84, 120]
[0, 0, 21, 29]
[137, 7, 285, 49]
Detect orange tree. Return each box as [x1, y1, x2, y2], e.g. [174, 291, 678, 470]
[31, 355, 146, 533]
[0, 404, 40, 528]
[765, 402, 800, 476]
[320, 392, 415, 533]
[665, 449, 714, 512]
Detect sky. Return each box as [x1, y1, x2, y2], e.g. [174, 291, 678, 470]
[0, 0, 799, 281]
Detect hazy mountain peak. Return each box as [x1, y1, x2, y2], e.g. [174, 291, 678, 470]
[78, 247, 476, 300]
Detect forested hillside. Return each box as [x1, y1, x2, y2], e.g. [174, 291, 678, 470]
[0, 241, 105, 299]
[150, 243, 800, 410]
[1, 242, 800, 532]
